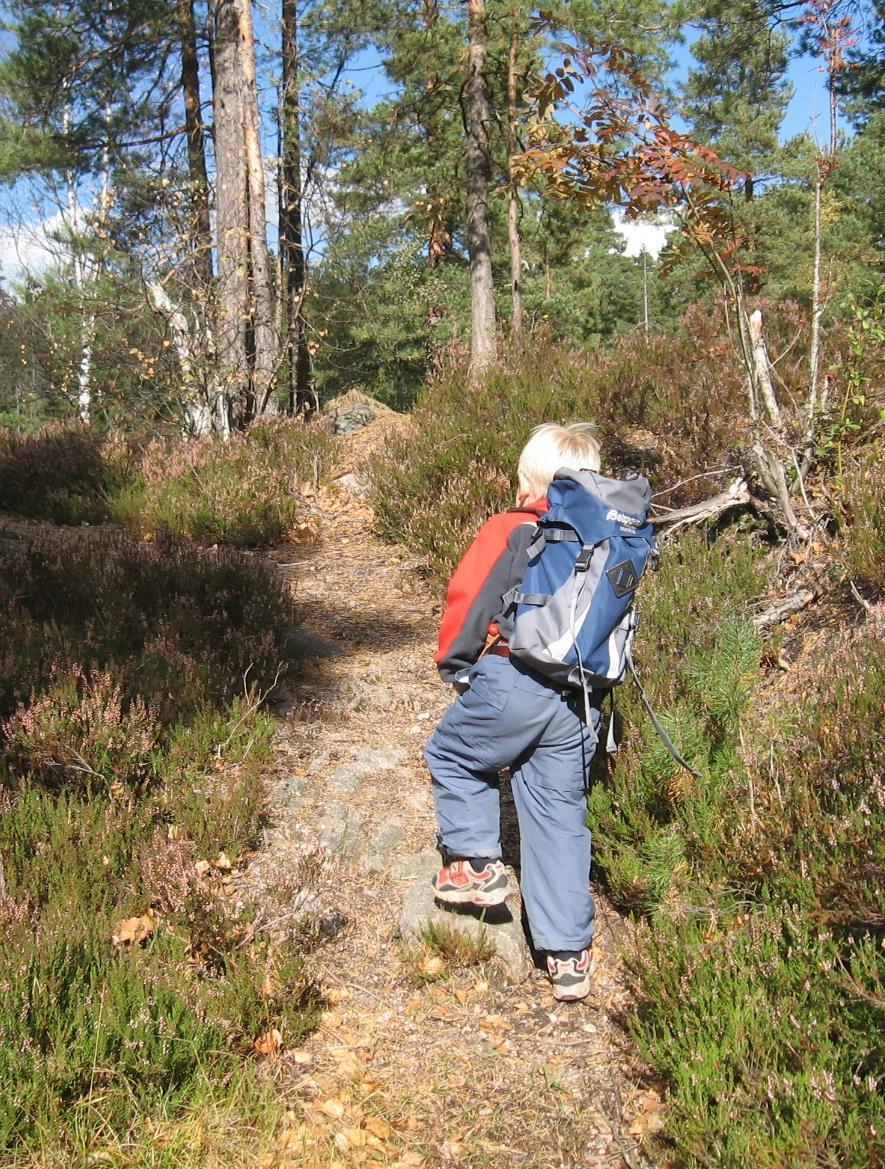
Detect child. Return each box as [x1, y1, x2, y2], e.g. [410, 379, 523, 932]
[424, 422, 602, 1002]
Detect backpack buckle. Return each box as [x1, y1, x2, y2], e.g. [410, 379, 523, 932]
[607, 560, 640, 597]
[575, 545, 594, 572]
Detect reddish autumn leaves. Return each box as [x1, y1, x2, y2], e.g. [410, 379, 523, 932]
[518, 39, 752, 277]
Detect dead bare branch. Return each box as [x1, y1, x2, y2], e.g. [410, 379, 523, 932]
[752, 588, 816, 630]
[650, 477, 750, 532]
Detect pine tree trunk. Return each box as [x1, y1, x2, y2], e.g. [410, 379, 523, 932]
[280, 0, 314, 415]
[177, 0, 213, 289]
[506, 17, 523, 348]
[211, 0, 250, 428]
[465, 0, 496, 373]
[238, 0, 278, 418]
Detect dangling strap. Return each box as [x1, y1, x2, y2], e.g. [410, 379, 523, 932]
[605, 691, 620, 753]
[626, 644, 701, 778]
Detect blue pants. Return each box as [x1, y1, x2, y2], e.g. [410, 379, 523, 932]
[424, 654, 599, 952]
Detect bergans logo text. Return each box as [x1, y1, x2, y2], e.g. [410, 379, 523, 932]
[605, 508, 641, 528]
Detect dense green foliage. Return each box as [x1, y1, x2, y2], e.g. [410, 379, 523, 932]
[0, 0, 880, 417]
[0, 530, 319, 1159]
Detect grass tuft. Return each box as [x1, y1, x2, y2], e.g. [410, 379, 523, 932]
[402, 922, 495, 984]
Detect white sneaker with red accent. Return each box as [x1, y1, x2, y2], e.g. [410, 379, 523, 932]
[431, 859, 511, 907]
[546, 948, 596, 1002]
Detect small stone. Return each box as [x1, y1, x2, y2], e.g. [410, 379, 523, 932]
[333, 472, 370, 497]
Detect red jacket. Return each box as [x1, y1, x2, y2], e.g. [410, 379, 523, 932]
[434, 500, 547, 683]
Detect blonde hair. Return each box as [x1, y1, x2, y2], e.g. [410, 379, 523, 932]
[517, 422, 601, 500]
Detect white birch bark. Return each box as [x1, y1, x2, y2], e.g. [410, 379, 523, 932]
[145, 280, 213, 437]
[465, 0, 497, 374]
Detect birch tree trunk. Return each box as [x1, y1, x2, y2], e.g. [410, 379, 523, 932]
[62, 96, 92, 424]
[237, 0, 278, 418]
[212, 0, 249, 432]
[68, 101, 114, 425]
[465, 0, 496, 373]
[280, 0, 314, 415]
[145, 279, 213, 436]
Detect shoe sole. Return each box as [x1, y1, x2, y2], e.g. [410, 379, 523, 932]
[433, 885, 511, 907]
[551, 981, 591, 1002]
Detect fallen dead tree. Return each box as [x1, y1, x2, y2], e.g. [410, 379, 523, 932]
[650, 477, 751, 533]
[752, 588, 816, 630]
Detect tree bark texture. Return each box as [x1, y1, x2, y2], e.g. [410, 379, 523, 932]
[177, 0, 213, 288]
[506, 17, 523, 347]
[280, 0, 314, 415]
[465, 0, 496, 373]
[146, 279, 213, 436]
[212, 0, 249, 427]
[237, 0, 278, 418]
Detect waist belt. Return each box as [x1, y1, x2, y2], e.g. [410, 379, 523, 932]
[486, 643, 510, 658]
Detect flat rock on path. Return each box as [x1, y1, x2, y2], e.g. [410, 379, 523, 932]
[253, 455, 657, 1169]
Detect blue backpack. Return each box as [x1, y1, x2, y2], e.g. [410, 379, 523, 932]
[504, 468, 698, 774]
[505, 469, 654, 689]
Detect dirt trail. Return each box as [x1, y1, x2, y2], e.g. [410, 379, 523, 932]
[255, 426, 658, 1169]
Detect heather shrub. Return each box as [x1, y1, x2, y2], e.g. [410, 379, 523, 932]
[157, 698, 274, 860]
[0, 526, 320, 1157]
[0, 424, 133, 524]
[838, 439, 885, 590]
[0, 700, 318, 1156]
[630, 905, 881, 1169]
[584, 526, 883, 1165]
[3, 668, 158, 796]
[739, 638, 885, 925]
[0, 530, 292, 721]
[369, 321, 751, 582]
[589, 615, 766, 915]
[116, 417, 332, 547]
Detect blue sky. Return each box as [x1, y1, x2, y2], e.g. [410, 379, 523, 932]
[344, 29, 834, 144]
[0, 5, 858, 282]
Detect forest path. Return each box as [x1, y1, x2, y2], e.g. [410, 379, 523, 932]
[254, 421, 658, 1169]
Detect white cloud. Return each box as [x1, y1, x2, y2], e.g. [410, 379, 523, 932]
[0, 212, 71, 287]
[611, 209, 676, 259]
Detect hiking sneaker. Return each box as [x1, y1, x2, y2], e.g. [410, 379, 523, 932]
[546, 948, 596, 1002]
[432, 859, 511, 907]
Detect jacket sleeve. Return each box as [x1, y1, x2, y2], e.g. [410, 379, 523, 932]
[434, 510, 540, 683]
